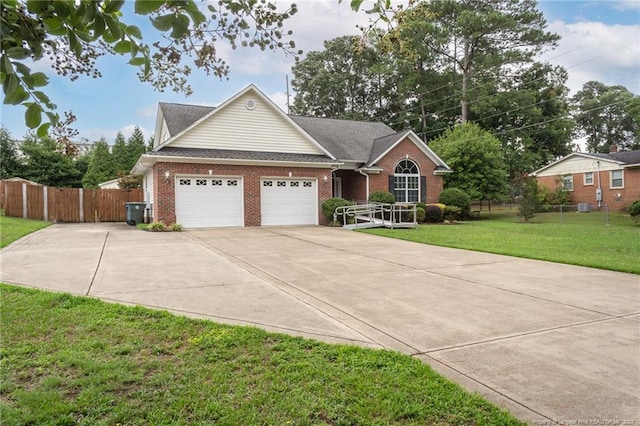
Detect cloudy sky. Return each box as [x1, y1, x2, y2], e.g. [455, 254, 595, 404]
[1, 0, 639, 143]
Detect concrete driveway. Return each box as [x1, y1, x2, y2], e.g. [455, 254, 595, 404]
[1, 223, 638, 424]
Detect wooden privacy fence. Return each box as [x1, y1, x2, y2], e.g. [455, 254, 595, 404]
[0, 181, 143, 223]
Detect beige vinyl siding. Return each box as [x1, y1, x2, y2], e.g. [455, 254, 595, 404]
[168, 93, 325, 155]
[536, 156, 622, 177]
[144, 171, 154, 207]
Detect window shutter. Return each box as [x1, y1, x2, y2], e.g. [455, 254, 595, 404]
[388, 175, 394, 193]
[420, 176, 427, 203]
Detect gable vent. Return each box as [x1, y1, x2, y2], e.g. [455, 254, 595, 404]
[245, 99, 256, 110]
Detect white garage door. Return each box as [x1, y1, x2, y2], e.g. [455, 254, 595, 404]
[261, 178, 317, 226]
[175, 176, 243, 228]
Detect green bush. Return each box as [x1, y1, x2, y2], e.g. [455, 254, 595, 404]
[424, 205, 444, 223]
[415, 206, 426, 223]
[444, 205, 462, 222]
[416, 202, 426, 212]
[146, 221, 167, 232]
[438, 188, 471, 218]
[144, 222, 183, 232]
[629, 200, 640, 223]
[368, 191, 395, 204]
[321, 198, 353, 224]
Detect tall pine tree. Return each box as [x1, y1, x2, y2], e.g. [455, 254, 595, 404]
[82, 138, 115, 188]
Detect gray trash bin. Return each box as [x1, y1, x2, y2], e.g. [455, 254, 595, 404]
[125, 202, 146, 226]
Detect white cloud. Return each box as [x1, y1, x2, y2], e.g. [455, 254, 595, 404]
[611, 1, 640, 11]
[542, 20, 640, 95]
[136, 104, 158, 118]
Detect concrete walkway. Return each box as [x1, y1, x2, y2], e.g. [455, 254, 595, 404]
[1, 223, 638, 424]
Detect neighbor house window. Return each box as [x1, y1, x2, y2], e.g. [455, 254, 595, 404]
[610, 170, 624, 188]
[583, 172, 593, 186]
[394, 159, 419, 202]
[562, 175, 573, 191]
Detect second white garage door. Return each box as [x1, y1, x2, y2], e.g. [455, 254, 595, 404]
[261, 178, 317, 226]
[175, 176, 243, 228]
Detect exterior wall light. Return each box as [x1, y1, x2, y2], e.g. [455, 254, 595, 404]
[164, 171, 170, 180]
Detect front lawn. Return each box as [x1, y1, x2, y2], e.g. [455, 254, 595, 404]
[363, 209, 640, 274]
[0, 284, 522, 425]
[0, 211, 50, 248]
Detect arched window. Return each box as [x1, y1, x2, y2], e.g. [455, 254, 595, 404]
[394, 159, 419, 202]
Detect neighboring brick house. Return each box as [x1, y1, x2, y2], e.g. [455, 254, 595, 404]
[131, 85, 451, 228]
[532, 147, 640, 210]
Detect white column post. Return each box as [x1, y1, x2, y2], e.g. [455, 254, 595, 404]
[22, 183, 27, 218]
[79, 188, 84, 222]
[43, 186, 48, 222]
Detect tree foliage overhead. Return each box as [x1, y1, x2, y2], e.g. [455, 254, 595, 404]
[291, 34, 399, 121]
[1, 0, 299, 135]
[387, 0, 560, 122]
[572, 81, 639, 153]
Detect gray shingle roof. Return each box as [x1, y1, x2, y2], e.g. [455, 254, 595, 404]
[366, 130, 411, 167]
[588, 150, 640, 165]
[159, 103, 214, 135]
[157, 102, 447, 167]
[289, 115, 397, 163]
[153, 147, 338, 164]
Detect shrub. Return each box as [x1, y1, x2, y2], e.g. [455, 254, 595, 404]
[368, 191, 395, 204]
[438, 188, 471, 218]
[424, 205, 444, 223]
[415, 206, 426, 223]
[146, 221, 167, 232]
[416, 202, 426, 212]
[321, 198, 353, 224]
[168, 223, 183, 232]
[629, 200, 640, 223]
[444, 206, 462, 222]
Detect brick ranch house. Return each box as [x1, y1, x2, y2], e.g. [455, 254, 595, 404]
[532, 147, 640, 210]
[132, 85, 452, 228]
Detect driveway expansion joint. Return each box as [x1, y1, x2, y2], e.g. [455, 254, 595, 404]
[185, 232, 420, 353]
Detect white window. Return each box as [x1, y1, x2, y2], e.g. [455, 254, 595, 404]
[562, 175, 573, 191]
[610, 170, 624, 188]
[394, 160, 419, 202]
[583, 172, 593, 186]
[179, 179, 191, 186]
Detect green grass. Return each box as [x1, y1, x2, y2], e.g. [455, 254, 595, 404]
[0, 211, 50, 248]
[0, 284, 522, 425]
[362, 209, 640, 274]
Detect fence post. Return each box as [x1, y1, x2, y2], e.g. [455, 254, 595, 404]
[22, 183, 27, 218]
[43, 186, 48, 222]
[79, 188, 84, 222]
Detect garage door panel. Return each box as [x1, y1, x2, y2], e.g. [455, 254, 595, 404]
[261, 179, 317, 226]
[175, 177, 243, 228]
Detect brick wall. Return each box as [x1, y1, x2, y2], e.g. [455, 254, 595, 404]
[334, 169, 366, 202]
[153, 162, 333, 226]
[369, 138, 445, 204]
[537, 168, 640, 210]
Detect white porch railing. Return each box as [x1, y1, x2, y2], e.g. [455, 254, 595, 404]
[334, 203, 418, 230]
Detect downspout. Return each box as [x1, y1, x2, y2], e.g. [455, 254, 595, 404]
[595, 161, 602, 208]
[358, 169, 370, 203]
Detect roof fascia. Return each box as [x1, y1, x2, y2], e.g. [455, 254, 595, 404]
[152, 104, 165, 149]
[133, 153, 342, 171]
[532, 152, 624, 176]
[368, 130, 452, 170]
